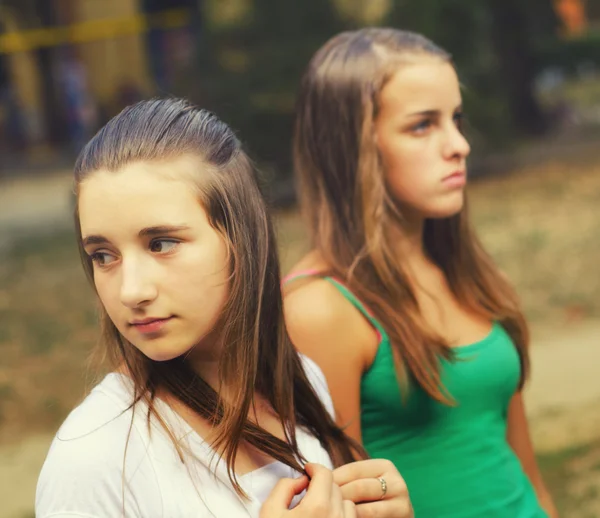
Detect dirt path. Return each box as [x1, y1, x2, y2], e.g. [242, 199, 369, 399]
[525, 320, 600, 453]
[0, 172, 73, 230]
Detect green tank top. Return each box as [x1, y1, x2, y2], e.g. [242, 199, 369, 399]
[285, 272, 547, 518]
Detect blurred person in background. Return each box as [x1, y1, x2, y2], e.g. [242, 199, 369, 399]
[59, 51, 98, 154]
[0, 56, 26, 152]
[283, 28, 558, 518]
[35, 98, 413, 518]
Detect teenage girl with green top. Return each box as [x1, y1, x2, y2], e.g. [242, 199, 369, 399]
[283, 28, 558, 518]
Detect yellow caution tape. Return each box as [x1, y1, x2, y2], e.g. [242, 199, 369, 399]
[0, 8, 191, 54]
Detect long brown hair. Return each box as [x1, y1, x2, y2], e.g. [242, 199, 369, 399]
[293, 28, 530, 403]
[74, 98, 364, 496]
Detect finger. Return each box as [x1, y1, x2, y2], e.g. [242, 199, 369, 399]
[344, 499, 358, 518]
[338, 478, 387, 504]
[305, 462, 333, 481]
[330, 481, 344, 516]
[261, 475, 309, 514]
[302, 463, 334, 505]
[355, 500, 414, 518]
[333, 459, 395, 486]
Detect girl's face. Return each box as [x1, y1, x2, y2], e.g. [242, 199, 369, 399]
[375, 59, 471, 221]
[78, 156, 229, 363]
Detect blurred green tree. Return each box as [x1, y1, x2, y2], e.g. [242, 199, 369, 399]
[186, 0, 345, 180]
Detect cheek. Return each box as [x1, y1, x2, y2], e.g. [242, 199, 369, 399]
[176, 241, 230, 311]
[94, 275, 134, 337]
[380, 139, 431, 198]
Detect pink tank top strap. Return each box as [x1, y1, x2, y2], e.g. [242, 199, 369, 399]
[281, 269, 384, 344]
[281, 268, 323, 285]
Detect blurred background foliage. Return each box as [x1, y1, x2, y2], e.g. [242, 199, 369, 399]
[174, 0, 599, 184]
[1, 0, 599, 187]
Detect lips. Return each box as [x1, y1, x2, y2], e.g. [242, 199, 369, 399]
[442, 170, 466, 187]
[129, 317, 173, 334]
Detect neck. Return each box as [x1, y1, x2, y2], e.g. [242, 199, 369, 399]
[187, 328, 226, 391]
[387, 211, 427, 264]
[191, 357, 221, 389]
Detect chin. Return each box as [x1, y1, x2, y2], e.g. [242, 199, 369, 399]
[130, 338, 193, 363]
[426, 205, 464, 220]
[409, 190, 464, 220]
[134, 347, 180, 363]
[144, 350, 183, 362]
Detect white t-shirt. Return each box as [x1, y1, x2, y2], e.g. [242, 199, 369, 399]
[36, 355, 335, 518]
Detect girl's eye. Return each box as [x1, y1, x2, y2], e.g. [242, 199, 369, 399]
[149, 239, 179, 253]
[411, 119, 432, 134]
[90, 251, 117, 267]
[453, 111, 465, 131]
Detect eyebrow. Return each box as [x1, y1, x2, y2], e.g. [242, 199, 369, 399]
[406, 105, 463, 118]
[81, 235, 109, 247]
[139, 225, 191, 237]
[82, 225, 191, 247]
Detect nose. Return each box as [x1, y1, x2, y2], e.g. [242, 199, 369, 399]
[443, 122, 471, 160]
[119, 257, 158, 309]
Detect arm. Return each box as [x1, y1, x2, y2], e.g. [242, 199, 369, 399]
[284, 279, 379, 442]
[506, 392, 559, 518]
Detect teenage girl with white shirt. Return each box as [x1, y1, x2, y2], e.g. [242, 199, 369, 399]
[35, 98, 413, 518]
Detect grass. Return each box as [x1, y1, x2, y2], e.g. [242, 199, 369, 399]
[468, 160, 600, 323]
[0, 230, 97, 442]
[538, 439, 600, 517]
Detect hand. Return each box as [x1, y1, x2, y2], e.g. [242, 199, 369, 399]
[260, 463, 356, 518]
[333, 459, 413, 518]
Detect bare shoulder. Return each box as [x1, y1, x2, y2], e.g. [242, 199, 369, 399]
[284, 251, 355, 334]
[285, 276, 355, 332]
[284, 253, 379, 367]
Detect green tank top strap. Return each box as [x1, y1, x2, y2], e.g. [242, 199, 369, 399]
[282, 269, 389, 343]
